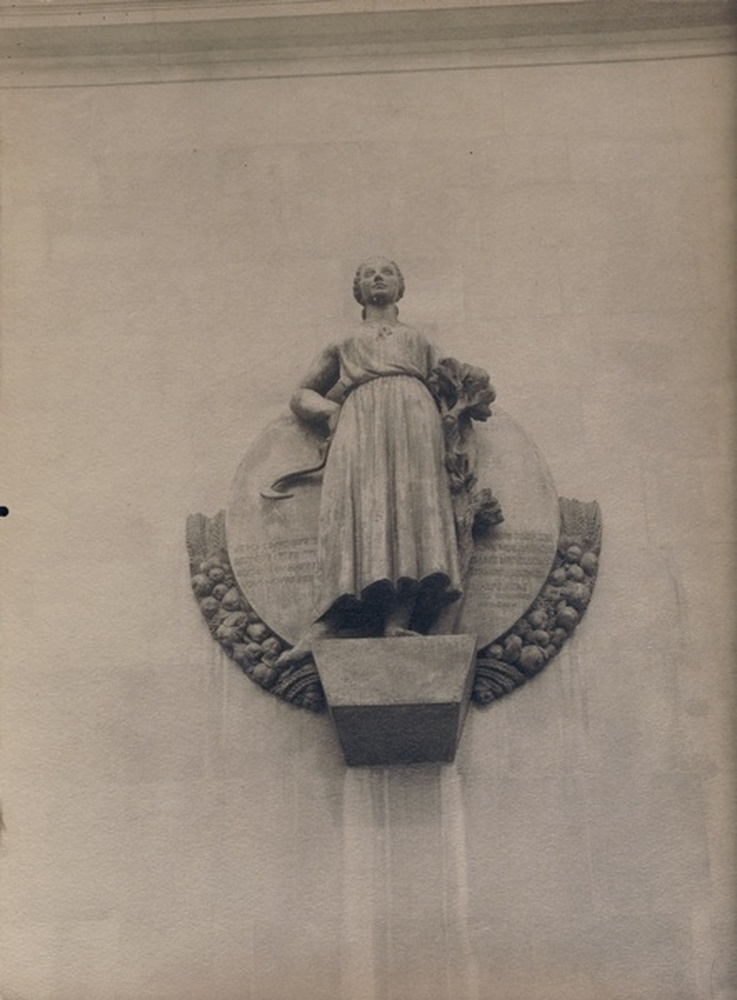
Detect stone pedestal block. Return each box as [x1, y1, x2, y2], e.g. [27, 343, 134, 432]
[313, 635, 478, 766]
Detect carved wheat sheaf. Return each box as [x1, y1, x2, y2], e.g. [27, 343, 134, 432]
[186, 497, 601, 713]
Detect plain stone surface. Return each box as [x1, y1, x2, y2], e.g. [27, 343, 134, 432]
[0, 38, 735, 1000]
[315, 635, 477, 765]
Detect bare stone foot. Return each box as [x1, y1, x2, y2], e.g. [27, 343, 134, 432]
[383, 594, 417, 639]
[383, 625, 421, 638]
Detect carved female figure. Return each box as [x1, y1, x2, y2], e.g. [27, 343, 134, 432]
[277, 258, 464, 666]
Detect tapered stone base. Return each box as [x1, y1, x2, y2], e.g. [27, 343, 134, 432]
[313, 635, 478, 766]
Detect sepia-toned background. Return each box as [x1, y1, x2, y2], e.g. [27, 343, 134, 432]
[1, 3, 735, 997]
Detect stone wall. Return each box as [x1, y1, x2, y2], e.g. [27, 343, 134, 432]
[1, 14, 735, 999]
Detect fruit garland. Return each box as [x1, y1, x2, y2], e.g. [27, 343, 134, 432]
[186, 511, 325, 711]
[186, 497, 601, 712]
[472, 497, 602, 704]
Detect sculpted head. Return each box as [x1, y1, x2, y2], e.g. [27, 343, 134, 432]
[353, 257, 405, 311]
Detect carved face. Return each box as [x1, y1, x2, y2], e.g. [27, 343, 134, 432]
[356, 258, 403, 307]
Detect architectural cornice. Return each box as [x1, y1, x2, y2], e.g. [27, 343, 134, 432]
[1, 1, 735, 87]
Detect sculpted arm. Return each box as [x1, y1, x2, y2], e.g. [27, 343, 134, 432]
[290, 345, 341, 429]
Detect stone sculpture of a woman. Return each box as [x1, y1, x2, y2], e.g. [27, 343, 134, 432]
[188, 255, 600, 755]
[277, 257, 497, 669]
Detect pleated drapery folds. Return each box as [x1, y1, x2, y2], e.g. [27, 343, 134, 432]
[314, 326, 461, 621]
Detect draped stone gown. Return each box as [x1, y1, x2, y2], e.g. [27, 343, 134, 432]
[313, 323, 462, 622]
